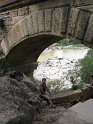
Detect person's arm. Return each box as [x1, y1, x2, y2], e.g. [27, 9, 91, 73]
[89, 85, 93, 88]
[39, 85, 45, 94]
[46, 87, 51, 95]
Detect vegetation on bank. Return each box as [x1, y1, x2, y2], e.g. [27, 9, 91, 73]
[80, 49, 93, 84]
[57, 38, 87, 48]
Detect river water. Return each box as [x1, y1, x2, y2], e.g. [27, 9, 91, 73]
[33, 44, 89, 89]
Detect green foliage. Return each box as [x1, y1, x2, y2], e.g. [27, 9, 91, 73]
[57, 38, 82, 47]
[67, 61, 82, 90]
[47, 79, 64, 95]
[80, 48, 93, 84]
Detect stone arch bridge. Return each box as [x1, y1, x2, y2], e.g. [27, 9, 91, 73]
[0, 0, 93, 75]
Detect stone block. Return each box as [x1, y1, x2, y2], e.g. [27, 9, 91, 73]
[6, 29, 16, 49]
[21, 18, 29, 37]
[18, 7, 29, 16]
[45, 9, 52, 32]
[74, 0, 93, 6]
[52, 8, 63, 33]
[75, 10, 90, 40]
[10, 22, 25, 43]
[67, 8, 79, 37]
[3, 17, 12, 26]
[36, 0, 72, 10]
[1, 39, 8, 55]
[31, 11, 38, 34]
[60, 7, 69, 34]
[10, 9, 18, 17]
[29, 4, 39, 13]
[12, 16, 24, 25]
[26, 15, 34, 35]
[69, 99, 93, 123]
[78, 5, 93, 12]
[52, 7, 68, 34]
[37, 10, 44, 32]
[84, 14, 93, 43]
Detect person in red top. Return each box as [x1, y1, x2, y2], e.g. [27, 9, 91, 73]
[39, 78, 55, 107]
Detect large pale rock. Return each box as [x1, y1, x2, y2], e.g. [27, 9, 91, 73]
[70, 99, 93, 123]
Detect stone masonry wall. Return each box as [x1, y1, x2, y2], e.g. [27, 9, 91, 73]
[0, 0, 93, 43]
[0, 0, 93, 68]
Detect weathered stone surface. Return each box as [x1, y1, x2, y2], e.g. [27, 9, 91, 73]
[77, 5, 93, 12]
[18, 7, 29, 16]
[31, 11, 38, 34]
[10, 22, 24, 43]
[26, 14, 34, 35]
[10, 9, 18, 17]
[3, 17, 12, 26]
[60, 7, 69, 34]
[52, 8, 62, 34]
[69, 99, 93, 123]
[84, 14, 93, 43]
[59, 109, 92, 124]
[0, 75, 46, 124]
[45, 9, 52, 32]
[1, 0, 93, 67]
[33, 0, 72, 10]
[68, 8, 79, 36]
[29, 4, 39, 13]
[52, 7, 69, 35]
[75, 10, 90, 40]
[74, 0, 93, 6]
[12, 16, 24, 25]
[21, 18, 29, 37]
[5, 31, 14, 50]
[37, 10, 44, 33]
[33, 106, 66, 124]
[1, 39, 8, 55]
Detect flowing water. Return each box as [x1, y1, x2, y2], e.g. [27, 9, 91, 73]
[33, 44, 89, 89]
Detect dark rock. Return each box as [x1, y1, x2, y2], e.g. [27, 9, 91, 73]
[0, 75, 46, 124]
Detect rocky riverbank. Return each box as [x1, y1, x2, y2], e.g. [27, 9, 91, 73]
[33, 106, 92, 124]
[0, 74, 46, 124]
[0, 72, 93, 124]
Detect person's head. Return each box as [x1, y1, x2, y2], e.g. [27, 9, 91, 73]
[91, 75, 93, 79]
[42, 78, 46, 83]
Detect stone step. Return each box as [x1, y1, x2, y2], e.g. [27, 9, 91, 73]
[69, 99, 93, 123]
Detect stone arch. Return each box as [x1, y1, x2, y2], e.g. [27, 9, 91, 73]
[6, 34, 61, 66]
[1, 5, 93, 74]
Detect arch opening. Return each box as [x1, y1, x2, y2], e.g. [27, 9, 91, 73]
[33, 37, 90, 95]
[6, 34, 62, 67]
